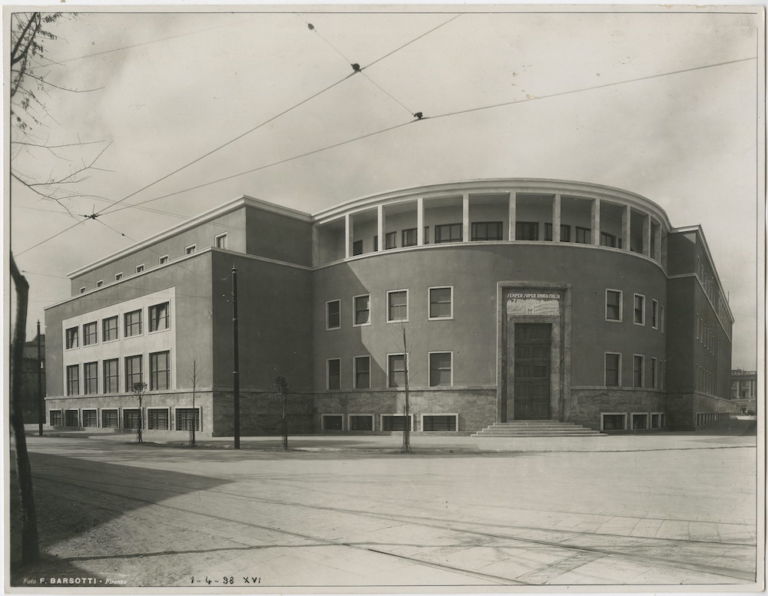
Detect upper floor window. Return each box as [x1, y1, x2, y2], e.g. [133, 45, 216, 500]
[354, 356, 370, 389]
[124, 309, 142, 337]
[65, 326, 79, 349]
[633, 355, 644, 388]
[650, 357, 658, 389]
[352, 240, 363, 256]
[651, 300, 659, 329]
[136, 264, 145, 273]
[327, 358, 341, 391]
[600, 231, 618, 248]
[402, 228, 417, 247]
[96, 280, 104, 288]
[125, 355, 143, 392]
[150, 351, 170, 391]
[103, 316, 118, 341]
[435, 223, 462, 243]
[326, 300, 340, 330]
[103, 358, 119, 393]
[545, 223, 571, 242]
[516, 221, 538, 241]
[215, 233, 228, 249]
[429, 352, 453, 387]
[385, 231, 397, 250]
[79, 287, 86, 294]
[388, 353, 407, 388]
[149, 302, 170, 332]
[159, 255, 169, 265]
[471, 221, 503, 241]
[185, 244, 196, 255]
[633, 294, 645, 325]
[353, 295, 370, 326]
[66, 365, 79, 396]
[387, 290, 408, 322]
[575, 227, 591, 244]
[84, 362, 98, 395]
[373, 235, 378, 251]
[115, 273, 123, 281]
[605, 290, 622, 322]
[423, 226, 430, 244]
[429, 287, 453, 320]
[605, 353, 621, 387]
[83, 321, 98, 346]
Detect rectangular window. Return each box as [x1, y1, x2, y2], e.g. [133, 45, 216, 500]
[349, 414, 374, 431]
[50, 410, 63, 426]
[102, 409, 118, 428]
[125, 355, 143, 392]
[83, 322, 97, 345]
[402, 228, 417, 247]
[429, 352, 453, 387]
[215, 233, 228, 249]
[149, 302, 170, 332]
[633, 355, 644, 388]
[123, 409, 141, 430]
[354, 356, 370, 389]
[84, 361, 98, 395]
[136, 264, 145, 273]
[650, 357, 657, 389]
[150, 351, 170, 391]
[353, 295, 370, 326]
[423, 226, 430, 244]
[115, 273, 123, 281]
[388, 354, 407, 388]
[65, 410, 79, 427]
[387, 290, 408, 322]
[605, 290, 622, 321]
[65, 326, 78, 349]
[124, 309, 142, 336]
[373, 235, 378, 251]
[327, 359, 341, 390]
[352, 239, 363, 255]
[633, 294, 645, 325]
[605, 353, 621, 387]
[434, 223, 462, 243]
[79, 287, 86, 294]
[176, 408, 200, 431]
[322, 414, 343, 431]
[82, 410, 98, 428]
[631, 413, 649, 431]
[185, 244, 196, 254]
[103, 359, 119, 393]
[66, 365, 79, 395]
[422, 414, 458, 432]
[102, 316, 118, 342]
[601, 413, 626, 431]
[545, 223, 572, 242]
[159, 255, 169, 264]
[515, 221, 539, 241]
[471, 221, 503, 241]
[429, 286, 453, 319]
[148, 409, 169, 430]
[385, 231, 397, 249]
[650, 412, 664, 429]
[381, 415, 411, 431]
[575, 226, 591, 244]
[96, 280, 103, 288]
[600, 231, 617, 247]
[326, 300, 341, 329]
[651, 299, 659, 329]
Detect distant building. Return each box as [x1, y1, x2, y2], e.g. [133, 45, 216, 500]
[731, 369, 757, 414]
[44, 179, 739, 434]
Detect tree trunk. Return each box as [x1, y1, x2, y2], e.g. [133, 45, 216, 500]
[10, 252, 40, 564]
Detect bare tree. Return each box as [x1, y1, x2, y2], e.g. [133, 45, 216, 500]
[10, 11, 108, 567]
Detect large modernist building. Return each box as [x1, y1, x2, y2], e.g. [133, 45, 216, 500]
[44, 179, 738, 435]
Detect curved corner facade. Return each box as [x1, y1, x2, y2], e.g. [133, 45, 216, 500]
[43, 179, 737, 436]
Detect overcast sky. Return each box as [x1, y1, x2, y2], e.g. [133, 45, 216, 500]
[8, 6, 761, 368]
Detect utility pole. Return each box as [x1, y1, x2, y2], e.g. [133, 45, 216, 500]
[191, 360, 197, 448]
[402, 326, 411, 454]
[232, 266, 241, 449]
[36, 320, 43, 437]
[133, 382, 146, 444]
[276, 376, 288, 451]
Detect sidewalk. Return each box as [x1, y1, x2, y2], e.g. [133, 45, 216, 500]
[26, 426, 757, 454]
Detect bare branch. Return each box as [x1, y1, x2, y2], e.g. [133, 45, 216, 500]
[11, 69, 104, 94]
[11, 172, 78, 219]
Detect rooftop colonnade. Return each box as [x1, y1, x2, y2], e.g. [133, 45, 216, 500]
[313, 180, 669, 268]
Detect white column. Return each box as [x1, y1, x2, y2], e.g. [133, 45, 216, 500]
[416, 198, 424, 246]
[312, 225, 319, 266]
[592, 198, 600, 246]
[462, 194, 470, 242]
[643, 214, 651, 256]
[376, 205, 384, 252]
[622, 205, 631, 251]
[508, 192, 516, 240]
[344, 213, 351, 259]
[552, 194, 561, 242]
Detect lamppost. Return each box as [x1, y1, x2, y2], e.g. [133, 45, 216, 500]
[133, 382, 147, 444]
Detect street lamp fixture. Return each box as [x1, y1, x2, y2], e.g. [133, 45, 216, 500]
[132, 382, 147, 444]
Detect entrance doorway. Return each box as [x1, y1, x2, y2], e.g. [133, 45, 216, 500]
[514, 323, 551, 419]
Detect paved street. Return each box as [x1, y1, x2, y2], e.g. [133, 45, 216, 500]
[11, 433, 758, 589]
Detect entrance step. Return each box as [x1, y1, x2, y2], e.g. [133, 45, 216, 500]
[472, 420, 603, 437]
